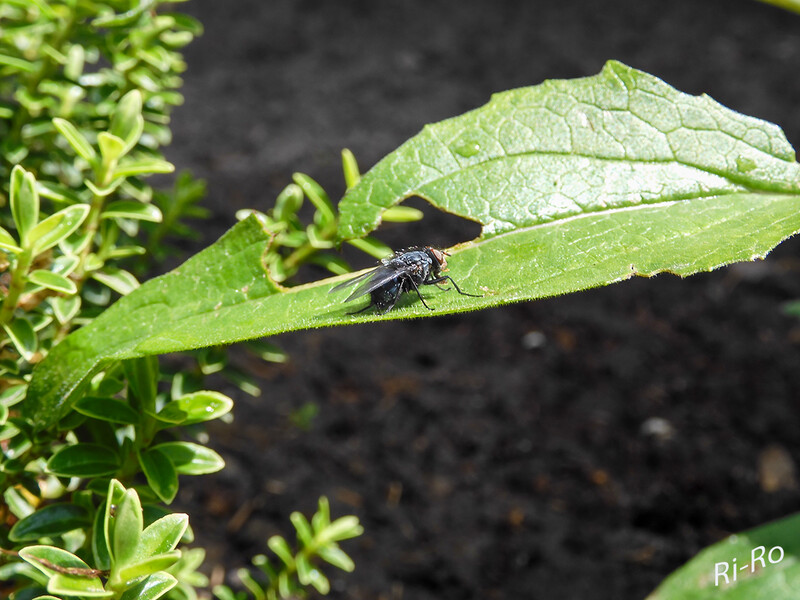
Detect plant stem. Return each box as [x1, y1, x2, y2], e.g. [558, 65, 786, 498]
[0, 249, 33, 326]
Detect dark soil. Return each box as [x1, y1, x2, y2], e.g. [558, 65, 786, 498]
[162, 1, 800, 598]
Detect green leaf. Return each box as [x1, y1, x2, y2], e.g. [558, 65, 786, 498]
[98, 132, 128, 163]
[118, 572, 177, 600]
[341, 148, 361, 189]
[152, 441, 225, 475]
[267, 536, 294, 568]
[136, 513, 189, 558]
[3, 319, 37, 361]
[156, 391, 233, 425]
[10, 165, 39, 245]
[9, 504, 91, 541]
[19, 545, 111, 597]
[113, 489, 143, 567]
[0, 53, 38, 73]
[28, 204, 91, 254]
[53, 117, 97, 163]
[649, 512, 800, 599]
[337, 61, 800, 241]
[345, 236, 393, 259]
[0, 225, 21, 253]
[92, 267, 139, 295]
[24, 64, 800, 430]
[28, 270, 77, 294]
[49, 572, 113, 598]
[51, 295, 82, 324]
[293, 172, 335, 225]
[139, 448, 178, 504]
[290, 512, 313, 545]
[316, 545, 355, 572]
[102, 200, 163, 222]
[85, 177, 125, 197]
[115, 551, 182, 587]
[114, 158, 175, 178]
[381, 205, 424, 223]
[319, 516, 363, 543]
[274, 183, 304, 221]
[109, 90, 144, 155]
[74, 396, 140, 424]
[47, 443, 120, 477]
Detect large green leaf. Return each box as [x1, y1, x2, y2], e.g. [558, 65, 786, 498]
[337, 60, 800, 240]
[24, 61, 800, 430]
[648, 512, 800, 599]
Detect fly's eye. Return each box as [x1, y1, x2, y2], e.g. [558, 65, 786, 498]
[429, 248, 446, 266]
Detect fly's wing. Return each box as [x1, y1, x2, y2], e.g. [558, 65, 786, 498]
[329, 269, 376, 294]
[329, 265, 401, 302]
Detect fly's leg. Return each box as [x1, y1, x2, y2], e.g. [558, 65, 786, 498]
[408, 277, 435, 310]
[347, 302, 375, 315]
[424, 275, 482, 297]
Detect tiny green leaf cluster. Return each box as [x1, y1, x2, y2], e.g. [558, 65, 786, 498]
[13, 480, 189, 599]
[213, 497, 364, 600]
[238, 150, 421, 284]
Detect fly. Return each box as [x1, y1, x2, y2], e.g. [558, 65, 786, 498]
[329, 245, 481, 314]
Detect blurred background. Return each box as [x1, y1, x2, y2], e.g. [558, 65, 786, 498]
[160, 1, 800, 598]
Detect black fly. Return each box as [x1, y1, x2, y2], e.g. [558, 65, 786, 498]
[329, 246, 481, 314]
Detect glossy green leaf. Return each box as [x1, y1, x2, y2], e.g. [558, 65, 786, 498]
[345, 236, 393, 259]
[113, 488, 143, 567]
[51, 295, 82, 324]
[28, 204, 91, 254]
[28, 270, 77, 294]
[0, 225, 21, 253]
[102, 200, 163, 222]
[53, 117, 97, 163]
[74, 396, 140, 424]
[109, 90, 144, 155]
[153, 441, 225, 475]
[156, 391, 233, 425]
[114, 158, 175, 178]
[85, 177, 124, 197]
[25, 63, 800, 430]
[98, 131, 128, 163]
[47, 443, 120, 477]
[116, 551, 182, 587]
[118, 572, 177, 600]
[136, 513, 189, 558]
[139, 448, 178, 504]
[9, 503, 91, 541]
[10, 165, 39, 245]
[92, 267, 139, 295]
[104, 479, 127, 561]
[274, 183, 304, 221]
[49, 572, 113, 598]
[341, 148, 361, 189]
[649, 512, 800, 599]
[3, 318, 37, 361]
[19, 545, 111, 597]
[293, 172, 335, 225]
[337, 60, 800, 241]
[381, 205, 424, 223]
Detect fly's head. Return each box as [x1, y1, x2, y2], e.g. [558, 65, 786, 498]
[425, 246, 448, 275]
